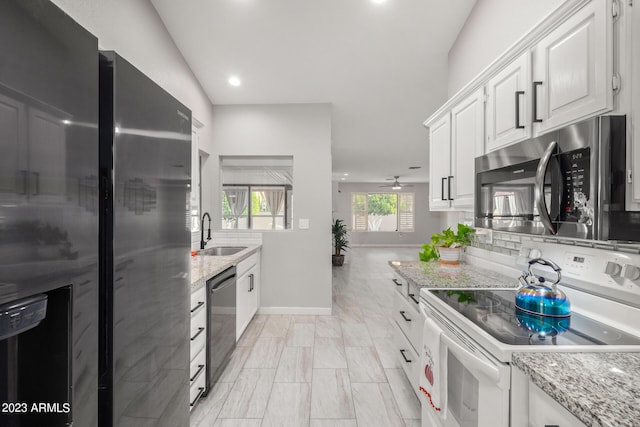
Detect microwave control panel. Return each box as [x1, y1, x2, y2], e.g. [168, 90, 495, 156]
[558, 148, 591, 223]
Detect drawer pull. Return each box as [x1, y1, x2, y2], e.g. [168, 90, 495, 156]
[190, 364, 205, 383]
[399, 311, 412, 322]
[392, 278, 402, 286]
[400, 349, 412, 363]
[408, 293, 419, 304]
[190, 327, 205, 341]
[190, 387, 205, 407]
[190, 301, 205, 313]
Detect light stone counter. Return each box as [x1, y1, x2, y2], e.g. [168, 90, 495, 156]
[388, 260, 517, 289]
[512, 352, 640, 427]
[190, 244, 261, 292]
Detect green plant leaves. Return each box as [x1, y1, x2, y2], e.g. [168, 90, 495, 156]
[418, 224, 475, 262]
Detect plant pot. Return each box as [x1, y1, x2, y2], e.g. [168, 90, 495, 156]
[332, 254, 345, 266]
[438, 247, 461, 266]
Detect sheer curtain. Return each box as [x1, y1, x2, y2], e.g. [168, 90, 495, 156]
[263, 189, 285, 229]
[225, 189, 248, 229]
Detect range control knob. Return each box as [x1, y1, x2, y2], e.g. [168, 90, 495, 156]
[622, 265, 640, 281]
[604, 261, 622, 277]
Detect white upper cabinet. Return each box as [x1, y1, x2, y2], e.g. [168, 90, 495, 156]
[428, 114, 451, 211]
[532, 0, 613, 134]
[451, 89, 484, 209]
[486, 52, 531, 152]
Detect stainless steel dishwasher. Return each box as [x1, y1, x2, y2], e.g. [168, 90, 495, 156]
[204, 266, 236, 394]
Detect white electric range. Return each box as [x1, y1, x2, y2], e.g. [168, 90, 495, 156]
[418, 241, 640, 427]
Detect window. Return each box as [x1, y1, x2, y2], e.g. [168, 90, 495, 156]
[351, 192, 415, 232]
[220, 156, 293, 230]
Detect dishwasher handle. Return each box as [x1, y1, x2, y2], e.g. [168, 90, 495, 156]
[210, 276, 236, 293]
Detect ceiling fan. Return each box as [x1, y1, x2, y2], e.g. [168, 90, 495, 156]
[379, 176, 414, 190]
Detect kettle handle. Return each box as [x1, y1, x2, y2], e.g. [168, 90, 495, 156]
[528, 258, 562, 286]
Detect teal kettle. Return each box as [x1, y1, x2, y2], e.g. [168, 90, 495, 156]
[515, 258, 571, 317]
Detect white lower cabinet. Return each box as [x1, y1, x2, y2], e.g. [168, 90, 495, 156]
[236, 250, 261, 340]
[390, 272, 423, 399]
[189, 285, 207, 411]
[528, 382, 586, 427]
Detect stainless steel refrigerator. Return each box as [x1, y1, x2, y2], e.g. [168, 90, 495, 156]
[98, 52, 192, 427]
[0, 1, 99, 426]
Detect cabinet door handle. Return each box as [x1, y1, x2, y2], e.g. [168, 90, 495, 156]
[190, 387, 205, 407]
[190, 364, 205, 383]
[441, 177, 447, 201]
[399, 311, 412, 322]
[190, 327, 205, 341]
[447, 175, 454, 200]
[18, 170, 28, 195]
[400, 349, 412, 363]
[408, 293, 419, 304]
[532, 81, 543, 123]
[392, 278, 402, 287]
[515, 90, 525, 129]
[544, 425, 559, 427]
[249, 273, 254, 292]
[190, 301, 205, 313]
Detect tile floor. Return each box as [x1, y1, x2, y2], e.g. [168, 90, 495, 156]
[190, 247, 422, 427]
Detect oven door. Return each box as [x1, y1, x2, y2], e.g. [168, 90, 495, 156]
[420, 305, 510, 427]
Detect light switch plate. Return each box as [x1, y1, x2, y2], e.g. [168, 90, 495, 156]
[299, 218, 310, 229]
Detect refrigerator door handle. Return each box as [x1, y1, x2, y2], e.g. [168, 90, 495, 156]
[18, 170, 28, 195]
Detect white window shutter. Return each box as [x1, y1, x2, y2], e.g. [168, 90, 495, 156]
[351, 192, 368, 231]
[398, 193, 415, 232]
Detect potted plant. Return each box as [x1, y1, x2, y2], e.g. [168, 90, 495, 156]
[419, 223, 475, 265]
[332, 219, 349, 266]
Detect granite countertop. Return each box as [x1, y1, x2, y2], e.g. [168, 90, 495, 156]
[388, 260, 517, 289]
[512, 352, 640, 427]
[190, 244, 261, 291]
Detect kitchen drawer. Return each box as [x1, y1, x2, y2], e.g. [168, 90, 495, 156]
[189, 313, 206, 362]
[189, 348, 206, 388]
[391, 273, 407, 296]
[393, 322, 420, 398]
[189, 371, 206, 411]
[406, 281, 421, 311]
[191, 307, 206, 335]
[237, 251, 258, 277]
[190, 285, 206, 315]
[393, 291, 422, 352]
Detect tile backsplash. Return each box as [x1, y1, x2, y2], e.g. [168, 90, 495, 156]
[471, 229, 640, 256]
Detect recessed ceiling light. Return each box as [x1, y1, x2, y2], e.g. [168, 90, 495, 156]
[343, 173, 349, 176]
[371, 0, 386, 4]
[341, 177, 346, 181]
[228, 76, 241, 87]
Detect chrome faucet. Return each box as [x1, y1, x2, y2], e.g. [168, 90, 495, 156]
[200, 212, 212, 249]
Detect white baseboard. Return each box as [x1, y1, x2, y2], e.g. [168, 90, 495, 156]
[258, 306, 332, 315]
[351, 244, 422, 248]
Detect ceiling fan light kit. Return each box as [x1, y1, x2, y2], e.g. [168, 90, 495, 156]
[380, 175, 414, 190]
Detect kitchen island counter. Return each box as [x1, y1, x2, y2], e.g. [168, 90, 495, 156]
[389, 259, 517, 289]
[512, 352, 640, 427]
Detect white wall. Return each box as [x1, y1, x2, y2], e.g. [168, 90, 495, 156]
[209, 104, 333, 314]
[334, 182, 443, 247]
[447, 0, 565, 96]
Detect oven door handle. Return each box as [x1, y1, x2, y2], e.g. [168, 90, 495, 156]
[534, 140, 557, 235]
[440, 333, 502, 384]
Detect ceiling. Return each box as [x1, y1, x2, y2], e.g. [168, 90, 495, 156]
[151, 0, 476, 184]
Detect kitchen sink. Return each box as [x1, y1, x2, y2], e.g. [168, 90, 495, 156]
[199, 246, 247, 256]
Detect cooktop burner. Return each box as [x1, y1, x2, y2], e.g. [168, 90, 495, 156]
[428, 288, 640, 346]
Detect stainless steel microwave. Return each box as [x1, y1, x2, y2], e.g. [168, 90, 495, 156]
[475, 115, 640, 241]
